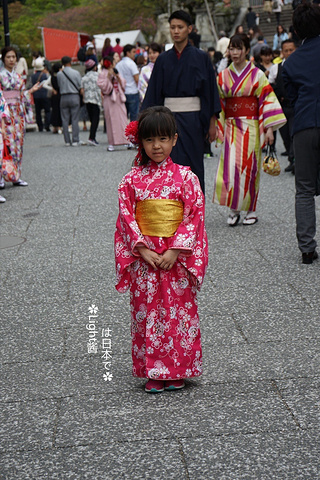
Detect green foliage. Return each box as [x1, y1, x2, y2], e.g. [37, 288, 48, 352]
[2, 0, 179, 59]
[25, 0, 81, 15]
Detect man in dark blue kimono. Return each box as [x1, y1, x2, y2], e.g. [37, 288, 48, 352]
[142, 10, 221, 192]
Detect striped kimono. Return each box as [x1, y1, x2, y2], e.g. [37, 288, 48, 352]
[213, 62, 286, 212]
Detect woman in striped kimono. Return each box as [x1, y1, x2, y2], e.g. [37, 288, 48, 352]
[213, 34, 286, 226]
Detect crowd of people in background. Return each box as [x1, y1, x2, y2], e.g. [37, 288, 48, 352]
[0, 2, 320, 266]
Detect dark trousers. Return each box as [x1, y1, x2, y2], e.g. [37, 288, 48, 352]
[279, 105, 294, 161]
[86, 103, 100, 141]
[34, 97, 51, 131]
[294, 128, 320, 253]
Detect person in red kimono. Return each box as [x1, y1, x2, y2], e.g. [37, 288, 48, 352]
[115, 106, 208, 393]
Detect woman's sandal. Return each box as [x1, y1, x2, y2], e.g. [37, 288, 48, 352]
[243, 214, 258, 225]
[227, 212, 240, 227]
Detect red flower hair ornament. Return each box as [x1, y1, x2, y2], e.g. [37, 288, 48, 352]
[125, 121, 142, 165]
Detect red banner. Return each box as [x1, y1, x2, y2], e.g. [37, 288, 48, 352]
[42, 27, 88, 62]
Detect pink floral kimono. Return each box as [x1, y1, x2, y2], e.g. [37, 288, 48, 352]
[115, 157, 208, 380]
[97, 70, 127, 146]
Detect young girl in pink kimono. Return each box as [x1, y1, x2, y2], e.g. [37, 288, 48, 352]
[115, 106, 208, 393]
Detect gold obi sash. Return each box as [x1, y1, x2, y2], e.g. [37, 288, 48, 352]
[136, 199, 183, 237]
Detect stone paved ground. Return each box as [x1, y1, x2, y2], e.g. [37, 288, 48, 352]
[0, 127, 319, 480]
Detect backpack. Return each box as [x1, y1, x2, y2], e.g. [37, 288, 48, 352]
[77, 46, 86, 62]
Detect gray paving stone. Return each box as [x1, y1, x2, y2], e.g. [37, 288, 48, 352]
[274, 377, 320, 429]
[203, 339, 320, 383]
[1, 130, 320, 478]
[181, 430, 320, 480]
[0, 399, 57, 453]
[1, 355, 134, 402]
[0, 439, 187, 480]
[54, 381, 296, 448]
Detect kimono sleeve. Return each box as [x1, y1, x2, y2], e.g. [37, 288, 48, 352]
[141, 55, 165, 109]
[216, 75, 226, 144]
[0, 91, 11, 124]
[169, 170, 208, 290]
[256, 69, 286, 145]
[201, 52, 221, 122]
[114, 172, 149, 292]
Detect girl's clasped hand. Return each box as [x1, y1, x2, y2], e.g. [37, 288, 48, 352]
[137, 246, 181, 271]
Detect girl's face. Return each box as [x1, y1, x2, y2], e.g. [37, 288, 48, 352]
[261, 53, 273, 64]
[229, 45, 248, 68]
[142, 134, 178, 163]
[4, 50, 17, 71]
[148, 49, 160, 64]
[113, 52, 120, 63]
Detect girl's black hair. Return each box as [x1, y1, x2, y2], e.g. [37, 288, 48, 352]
[260, 46, 273, 56]
[229, 34, 251, 53]
[138, 106, 177, 165]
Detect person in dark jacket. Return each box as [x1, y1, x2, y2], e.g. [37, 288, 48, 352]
[283, 3, 320, 264]
[31, 58, 51, 132]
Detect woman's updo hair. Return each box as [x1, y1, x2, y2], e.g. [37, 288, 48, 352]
[138, 106, 177, 165]
[228, 34, 251, 53]
[1, 45, 17, 61]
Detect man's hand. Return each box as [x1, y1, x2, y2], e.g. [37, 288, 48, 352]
[208, 115, 217, 143]
[137, 246, 161, 269]
[157, 249, 181, 271]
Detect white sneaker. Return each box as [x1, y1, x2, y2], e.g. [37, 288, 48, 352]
[107, 145, 115, 152]
[65, 143, 71, 147]
[72, 141, 86, 146]
[88, 139, 99, 146]
[127, 142, 134, 150]
[13, 179, 28, 187]
[0, 178, 5, 189]
[0, 194, 6, 203]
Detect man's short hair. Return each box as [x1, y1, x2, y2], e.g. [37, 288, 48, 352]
[169, 10, 192, 26]
[123, 44, 135, 56]
[281, 39, 296, 49]
[116, 38, 120, 44]
[61, 56, 71, 66]
[293, 3, 320, 39]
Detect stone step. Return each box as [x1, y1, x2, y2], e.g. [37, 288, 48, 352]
[242, 5, 293, 47]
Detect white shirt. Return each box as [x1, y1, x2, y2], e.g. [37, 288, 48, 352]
[216, 37, 230, 55]
[116, 56, 139, 95]
[268, 59, 286, 85]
